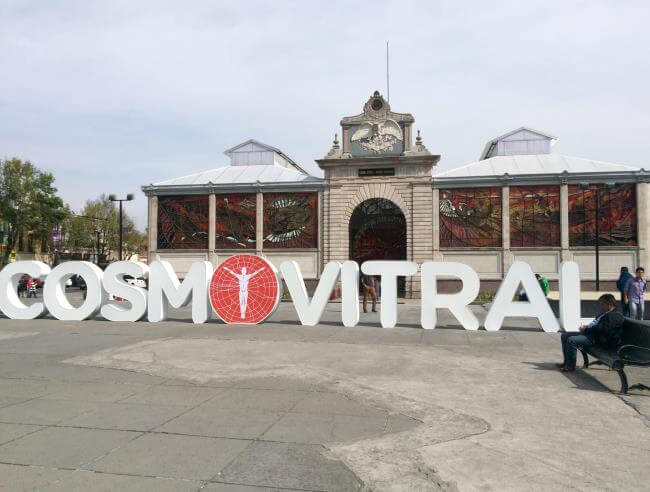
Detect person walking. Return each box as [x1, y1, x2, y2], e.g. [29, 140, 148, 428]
[26, 278, 37, 298]
[17, 276, 27, 298]
[624, 267, 646, 320]
[361, 273, 377, 313]
[616, 266, 633, 316]
[535, 274, 550, 297]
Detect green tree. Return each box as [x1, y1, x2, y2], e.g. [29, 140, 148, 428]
[58, 209, 95, 254]
[0, 158, 67, 266]
[64, 195, 145, 263]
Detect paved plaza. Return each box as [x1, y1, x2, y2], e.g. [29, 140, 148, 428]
[0, 294, 648, 491]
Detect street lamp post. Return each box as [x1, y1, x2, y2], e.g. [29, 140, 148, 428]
[108, 194, 134, 261]
[94, 229, 101, 265]
[69, 214, 107, 265]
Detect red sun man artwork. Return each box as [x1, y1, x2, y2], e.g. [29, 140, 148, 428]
[209, 255, 282, 324]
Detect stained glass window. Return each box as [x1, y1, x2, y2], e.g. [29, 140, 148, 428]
[349, 198, 406, 263]
[569, 184, 636, 246]
[263, 192, 318, 249]
[509, 186, 560, 247]
[215, 194, 257, 249]
[157, 195, 209, 249]
[439, 188, 502, 248]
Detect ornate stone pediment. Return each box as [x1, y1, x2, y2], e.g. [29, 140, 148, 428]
[340, 91, 414, 126]
[331, 91, 429, 158]
[320, 90, 435, 165]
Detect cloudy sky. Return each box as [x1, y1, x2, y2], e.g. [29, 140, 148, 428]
[1, 1, 649, 229]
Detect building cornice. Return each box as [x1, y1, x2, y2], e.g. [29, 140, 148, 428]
[316, 154, 440, 169]
[141, 180, 324, 196]
[432, 170, 647, 188]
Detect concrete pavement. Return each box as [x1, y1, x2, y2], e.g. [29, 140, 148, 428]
[0, 295, 648, 491]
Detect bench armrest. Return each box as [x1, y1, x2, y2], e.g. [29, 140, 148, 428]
[618, 344, 650, 364]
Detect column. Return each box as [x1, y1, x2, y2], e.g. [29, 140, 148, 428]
[342, 127, 350, 154]
[560, 184, 571, 261]
[256, 191, 263, 253]
[432, 188, 442, 260]
[403, 124, 412, 151]
[636, 182, 649, 269]
[208, 194, 216, 265]
[328, 184, 346, 263]
[317, 190, 324, 276]
[410, 182, 434, 298]
[322, 188, 330, 264]
[502, 186, 513, 274]
[147, 195, 158, 259]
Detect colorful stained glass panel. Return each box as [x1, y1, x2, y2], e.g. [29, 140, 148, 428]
[439, 188, 502, 248]
[157, 195, 209, 249]
[568, 184, 636, 246]
[215, 194, 257, 249]
[263, 192, 318, 249]
[509, 186, 560, 247]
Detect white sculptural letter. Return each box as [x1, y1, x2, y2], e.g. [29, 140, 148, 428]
[0, 261, 51, 320]
[148, 260, 212, 324]
[361, 260, 418, 328]
[420, 261, 480, 330]
[341, 261, 360, 327]
[559, 261, 581, 332]
[485, 261, 559, 332]
[281, 261, 341, 326]
[101, 261, 149, 322]
[44, 261, 105, 321]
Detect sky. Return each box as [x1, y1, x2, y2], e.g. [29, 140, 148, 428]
[1, 0, 649, 230]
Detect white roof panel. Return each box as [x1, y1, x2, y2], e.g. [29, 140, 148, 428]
[153, 163, 322, 187]
[435, 154, 640, 179]
[480, 127, 558, 160]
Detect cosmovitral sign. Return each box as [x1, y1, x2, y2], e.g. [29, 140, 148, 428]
[0, 255, 581, 332]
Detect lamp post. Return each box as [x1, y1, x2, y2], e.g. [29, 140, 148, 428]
[69, 214, 107, 265]
[94, 228, 101, 265]
[580, 183, 615, 292]
[108, 194, 134, 261]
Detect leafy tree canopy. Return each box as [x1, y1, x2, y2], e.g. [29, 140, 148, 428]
[60, 194, 145, 263]
[0, 158, 67, 266]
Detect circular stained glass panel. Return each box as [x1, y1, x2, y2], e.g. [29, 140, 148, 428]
[209, 254, 281, 324]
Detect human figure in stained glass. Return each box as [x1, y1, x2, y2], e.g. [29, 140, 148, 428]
[223, 266, 264, 319]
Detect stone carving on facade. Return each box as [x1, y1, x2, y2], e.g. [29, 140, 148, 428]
[403, 130, 431, 156]
[351, 119, 403, 153]
[324, 133, 342, 159]
[340, 91, 415, 156]
[321, 91, 436, 161]
[341, 91, 414, 125]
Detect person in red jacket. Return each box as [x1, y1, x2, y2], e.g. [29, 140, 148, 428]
[26, 278, 37, 298]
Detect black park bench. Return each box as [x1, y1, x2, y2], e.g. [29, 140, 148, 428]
[579, 318, 650, 394]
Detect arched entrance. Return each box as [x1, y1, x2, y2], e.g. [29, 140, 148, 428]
[349, 198, 407, 296]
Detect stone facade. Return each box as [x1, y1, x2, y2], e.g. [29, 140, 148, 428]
[317, 92, 439, 298]
[143, 93, 648, 295]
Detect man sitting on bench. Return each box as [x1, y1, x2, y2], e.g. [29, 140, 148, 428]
[559, 294, 624, 372]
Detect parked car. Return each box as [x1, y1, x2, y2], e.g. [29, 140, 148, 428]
[124, 275, 147, 288]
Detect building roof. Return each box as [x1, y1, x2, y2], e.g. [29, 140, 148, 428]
[434, 154, 645, 187]
[479, 127, 557, 160]
[436, 154, 639, 179]
[142, 138, 323, 195]
[223, 139, 310, 175]
[152, 164, 322, 187]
